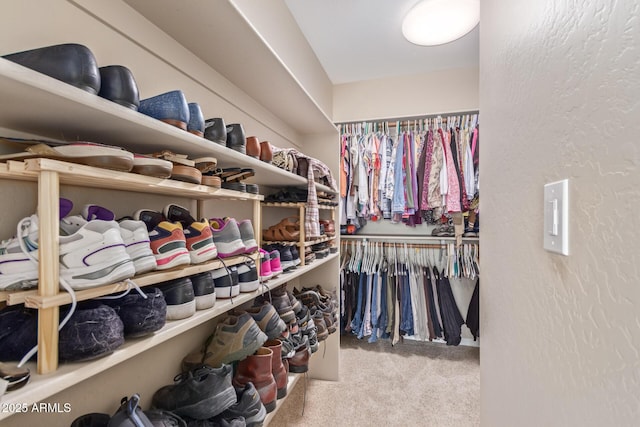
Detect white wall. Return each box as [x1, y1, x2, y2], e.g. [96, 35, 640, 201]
[232, 0, 334, 118]
[480, 1, 640, 426]
[333, 67, 479, 122]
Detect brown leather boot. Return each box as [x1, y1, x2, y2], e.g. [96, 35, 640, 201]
[246, 136, 260, 158]
[232, 347, 277, 413]
[260, 141, 273, 163]
[264, 339, 288, 399]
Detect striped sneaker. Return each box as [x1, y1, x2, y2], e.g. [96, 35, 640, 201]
[164, 204, 218, 264]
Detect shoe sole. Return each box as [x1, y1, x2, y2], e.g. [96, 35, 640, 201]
[189, 246, 218, 264]
[195, 293, 216, 310]
[215, 285, 240, 299]
[174, 385, 237, 420]
[155, 250, 191, 270]
[277, 386, 287, 400]
[166, 299, 196, 320]
[239, 279, 260, 293]
[288, 364, 308, 374]
[0, 269, 39, 291]
[215, 240, 246, 258]
[264, 399, 277, 414]
[130, 253, 157, 275]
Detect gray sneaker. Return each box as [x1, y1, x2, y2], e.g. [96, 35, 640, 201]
[152, 365, 236, 420]
[244, 302, 287, 340]
[221, 383, 266, 427]
[181, 313, 267, 371]
[210, 218, 246, 258]
[237, 220, 258, 254]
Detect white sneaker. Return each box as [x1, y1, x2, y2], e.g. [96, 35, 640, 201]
[59, 220, 136, 289]
[0, 214, 39, 290]
[118, 220, 157, 274]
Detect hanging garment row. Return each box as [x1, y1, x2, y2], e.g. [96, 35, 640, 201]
[340, 240, 480, 346]
[338, 113, 480, 233]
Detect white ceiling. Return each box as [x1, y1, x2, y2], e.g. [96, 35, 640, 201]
[284, 0, 479, 85]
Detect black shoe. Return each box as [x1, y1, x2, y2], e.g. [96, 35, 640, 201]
[3, 43, 100, 94]
[225, 124, 246, 154]
[164, 204, 196, 228]
[0, 305, 37, 361]
[59, 303, 125, 362]
[158, 278, 196, 320]
[190, 272, 216, 310]
[152, 365, 237, 420]
[204, 118, 227, 146]
[98, 65, 140, 110]
[103, 287, 167, 338]
[70, 413, 111, 427]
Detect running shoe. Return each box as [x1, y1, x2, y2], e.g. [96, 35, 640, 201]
[210, 218, 246, 258]
[135, 210, 190, 270]
[237, 219, 258, 254]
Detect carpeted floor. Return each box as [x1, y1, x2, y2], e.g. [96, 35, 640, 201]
[269, 334, 480, 427]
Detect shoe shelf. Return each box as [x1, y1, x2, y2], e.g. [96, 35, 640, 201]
[0, 253, 337, 421]
[340, 234, 480, 242]
[0, 254, 257, 309]
[0, 277, 288, 421]
[0, 159, 263, 201]
[262, 202, 336, 210]
[0, 58, 336, 194]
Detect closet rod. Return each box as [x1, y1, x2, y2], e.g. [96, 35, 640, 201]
[340, 234, 479, 242]
[335, 110, 479, 126]
[340, 241, 448, 249]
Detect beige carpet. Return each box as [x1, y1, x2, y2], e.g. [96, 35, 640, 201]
[269, 334, 480, 427]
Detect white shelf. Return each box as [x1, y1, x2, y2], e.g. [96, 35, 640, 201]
[340, 234, 480, 242]
[0, 58, 333, 191]
[124, 0, 336, 136]
[262, 202, 337, 210]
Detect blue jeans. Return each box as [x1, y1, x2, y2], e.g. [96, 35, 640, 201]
[399, 268, 415, 336]
[350, 272, 366, 335]
[368, 273, 380, 343]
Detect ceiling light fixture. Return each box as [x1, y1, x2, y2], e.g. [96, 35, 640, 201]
[402, 0, 480, 46]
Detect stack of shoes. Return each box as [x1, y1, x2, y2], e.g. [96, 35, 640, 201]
[262, 244, 297, 272]
[150, 150, 202, 185]
[264, 188, 307, 203]
[242, 302, 288, 340]
[181, 312, 267, 371]
[317, 192, 338, 207]
[216, 383, 267, 427]
[189, 271, 216, 310]
[311, 241, 330, 259]
[304, 246, 316, 264]
[319, 219, 336, 237]
[152, 364, 237, 421]
[295, 285, 339, 337]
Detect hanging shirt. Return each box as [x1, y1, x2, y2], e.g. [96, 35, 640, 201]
[443, 129, 461, 212]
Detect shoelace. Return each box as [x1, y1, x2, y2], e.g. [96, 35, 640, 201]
[96, 279, 147, 300]
[16, 216, 77, 368]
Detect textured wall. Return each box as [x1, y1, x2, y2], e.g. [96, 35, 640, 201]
[480, 1, 640, 426]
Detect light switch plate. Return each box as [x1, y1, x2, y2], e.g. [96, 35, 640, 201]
[543, 179, 569, 255]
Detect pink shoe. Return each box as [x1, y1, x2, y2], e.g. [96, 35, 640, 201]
[259, 248, 272, 281]
[269, 249, 283, 277]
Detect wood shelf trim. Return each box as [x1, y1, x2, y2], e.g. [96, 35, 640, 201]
[0, 253, 336, 420]
[262, 202, 336, 210]
[22, 255, 256, 309]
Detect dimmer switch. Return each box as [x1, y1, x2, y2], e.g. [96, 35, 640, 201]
[543, 179, 569, 255]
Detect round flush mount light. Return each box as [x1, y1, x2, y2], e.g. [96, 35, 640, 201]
[402, 0, 480, 46]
